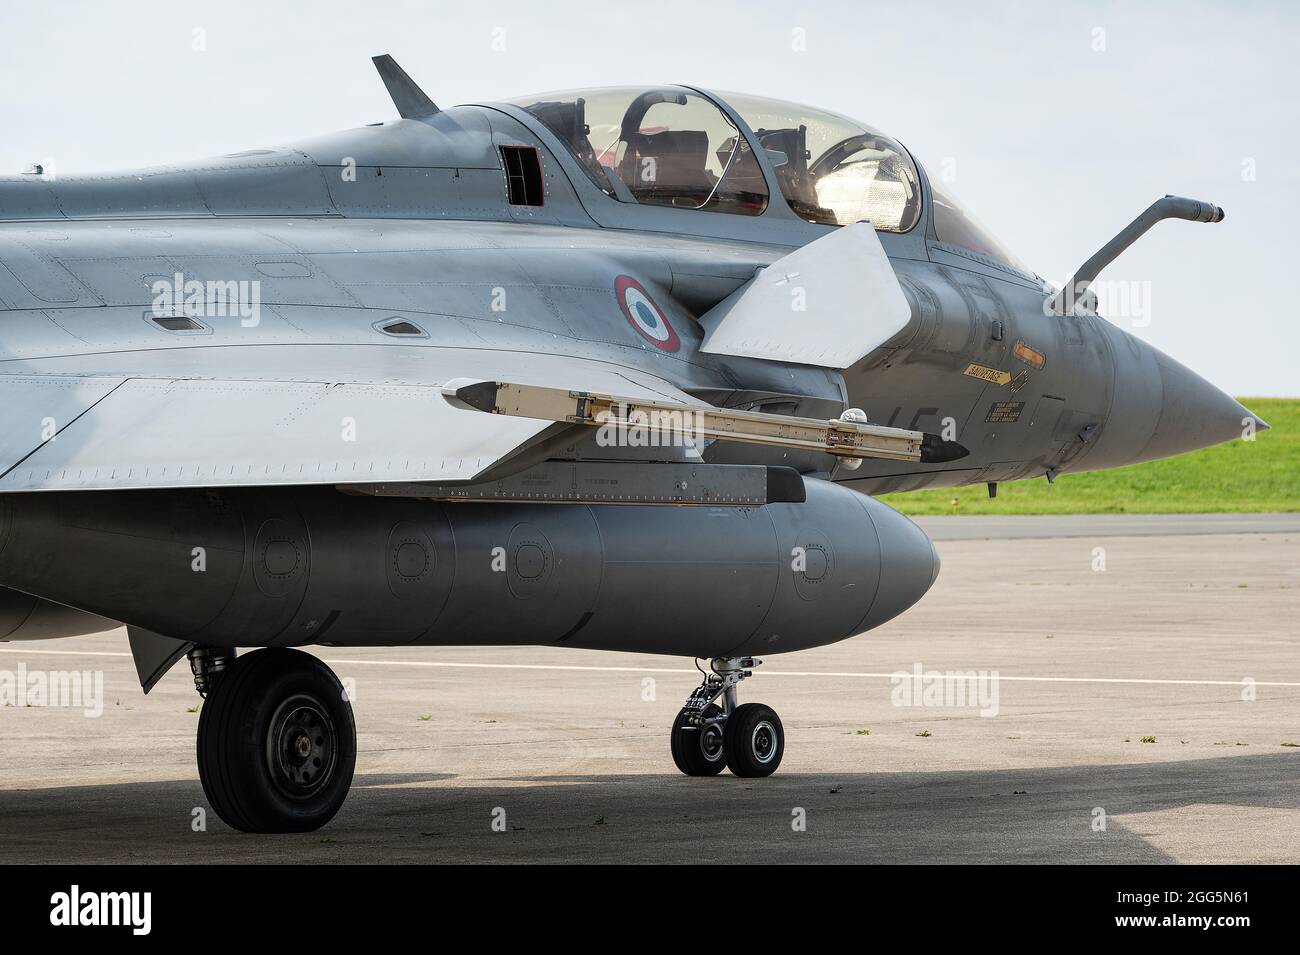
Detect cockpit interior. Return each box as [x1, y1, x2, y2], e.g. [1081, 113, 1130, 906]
[507, 85, 1024, 274]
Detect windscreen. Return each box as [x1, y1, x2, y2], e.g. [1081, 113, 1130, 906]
[508, 87, 768, 216]
[720, 92, 921, 232]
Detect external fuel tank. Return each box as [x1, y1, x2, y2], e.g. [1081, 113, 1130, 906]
[0, 479, 936, 657]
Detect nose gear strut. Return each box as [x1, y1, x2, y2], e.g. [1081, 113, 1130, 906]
[683, 656, 761, 722]
[671, 656, 784, 778]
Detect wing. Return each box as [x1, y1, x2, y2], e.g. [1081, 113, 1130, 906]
[0, 349, 702, 492]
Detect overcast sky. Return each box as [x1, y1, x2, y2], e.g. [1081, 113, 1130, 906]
[1, 0, 1294, 395]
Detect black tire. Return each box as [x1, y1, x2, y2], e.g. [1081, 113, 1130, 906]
[197, 648, 356, 832]
[670, 704, 727, 776]
[723, 703, 784, 777]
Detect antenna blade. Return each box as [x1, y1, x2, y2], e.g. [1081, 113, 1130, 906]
[371, 54, 439, 119]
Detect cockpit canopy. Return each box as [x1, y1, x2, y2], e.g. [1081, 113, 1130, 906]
[507, 86, 1030, 277]
[507, 87, 921, 232]
[509, 87, 768, 216]
[721, 91, 921, 231]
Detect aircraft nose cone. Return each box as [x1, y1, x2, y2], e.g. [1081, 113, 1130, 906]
[859, 501, 939, 631]
[1133, 352, 1259, 463]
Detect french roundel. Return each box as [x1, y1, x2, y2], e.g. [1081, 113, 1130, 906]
[616, 275, 679, 352]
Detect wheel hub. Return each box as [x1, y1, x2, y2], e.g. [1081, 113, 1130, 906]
[267, 694, 337, 798]
[700, 723, 725, 761]
[752, 720, 778, 763]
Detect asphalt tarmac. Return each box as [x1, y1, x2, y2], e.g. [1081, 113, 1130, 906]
[1, 514, 1296, 863]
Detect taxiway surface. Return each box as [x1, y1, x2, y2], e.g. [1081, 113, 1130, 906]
[1, 514, 1296, 863]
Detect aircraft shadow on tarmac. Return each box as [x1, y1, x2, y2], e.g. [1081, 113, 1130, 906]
[0, 752, 1295, 863]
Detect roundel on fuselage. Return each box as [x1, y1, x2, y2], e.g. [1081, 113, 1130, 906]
[615, 275, 679, 352]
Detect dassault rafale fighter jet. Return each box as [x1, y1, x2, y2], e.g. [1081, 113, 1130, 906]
[0, 56, 1264, 831]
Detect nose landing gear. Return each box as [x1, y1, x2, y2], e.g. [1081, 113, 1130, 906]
[670, 657, 784, 778]
[195, 648, 356, 832]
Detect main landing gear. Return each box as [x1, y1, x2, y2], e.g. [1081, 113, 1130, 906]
[187, 648, 779, 829]
[190, 647, 356, 833]
[670, 656, 784, 778]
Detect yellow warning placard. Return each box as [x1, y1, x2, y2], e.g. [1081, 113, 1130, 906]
[985, 400, 1025, 423]
[962, 362, 1012, 386]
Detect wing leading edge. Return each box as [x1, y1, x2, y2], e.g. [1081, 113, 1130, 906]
[0, 358, 706, 492]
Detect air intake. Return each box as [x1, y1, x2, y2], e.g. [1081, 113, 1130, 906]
[377, 319, 426, 337]
[500, 146, 544, 206]
[147, 314, 208, 333]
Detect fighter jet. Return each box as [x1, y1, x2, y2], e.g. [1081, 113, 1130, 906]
[0, 56, 1264, 831]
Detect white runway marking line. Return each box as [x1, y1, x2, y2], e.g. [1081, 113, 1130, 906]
[2, 647, 1299, 688]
